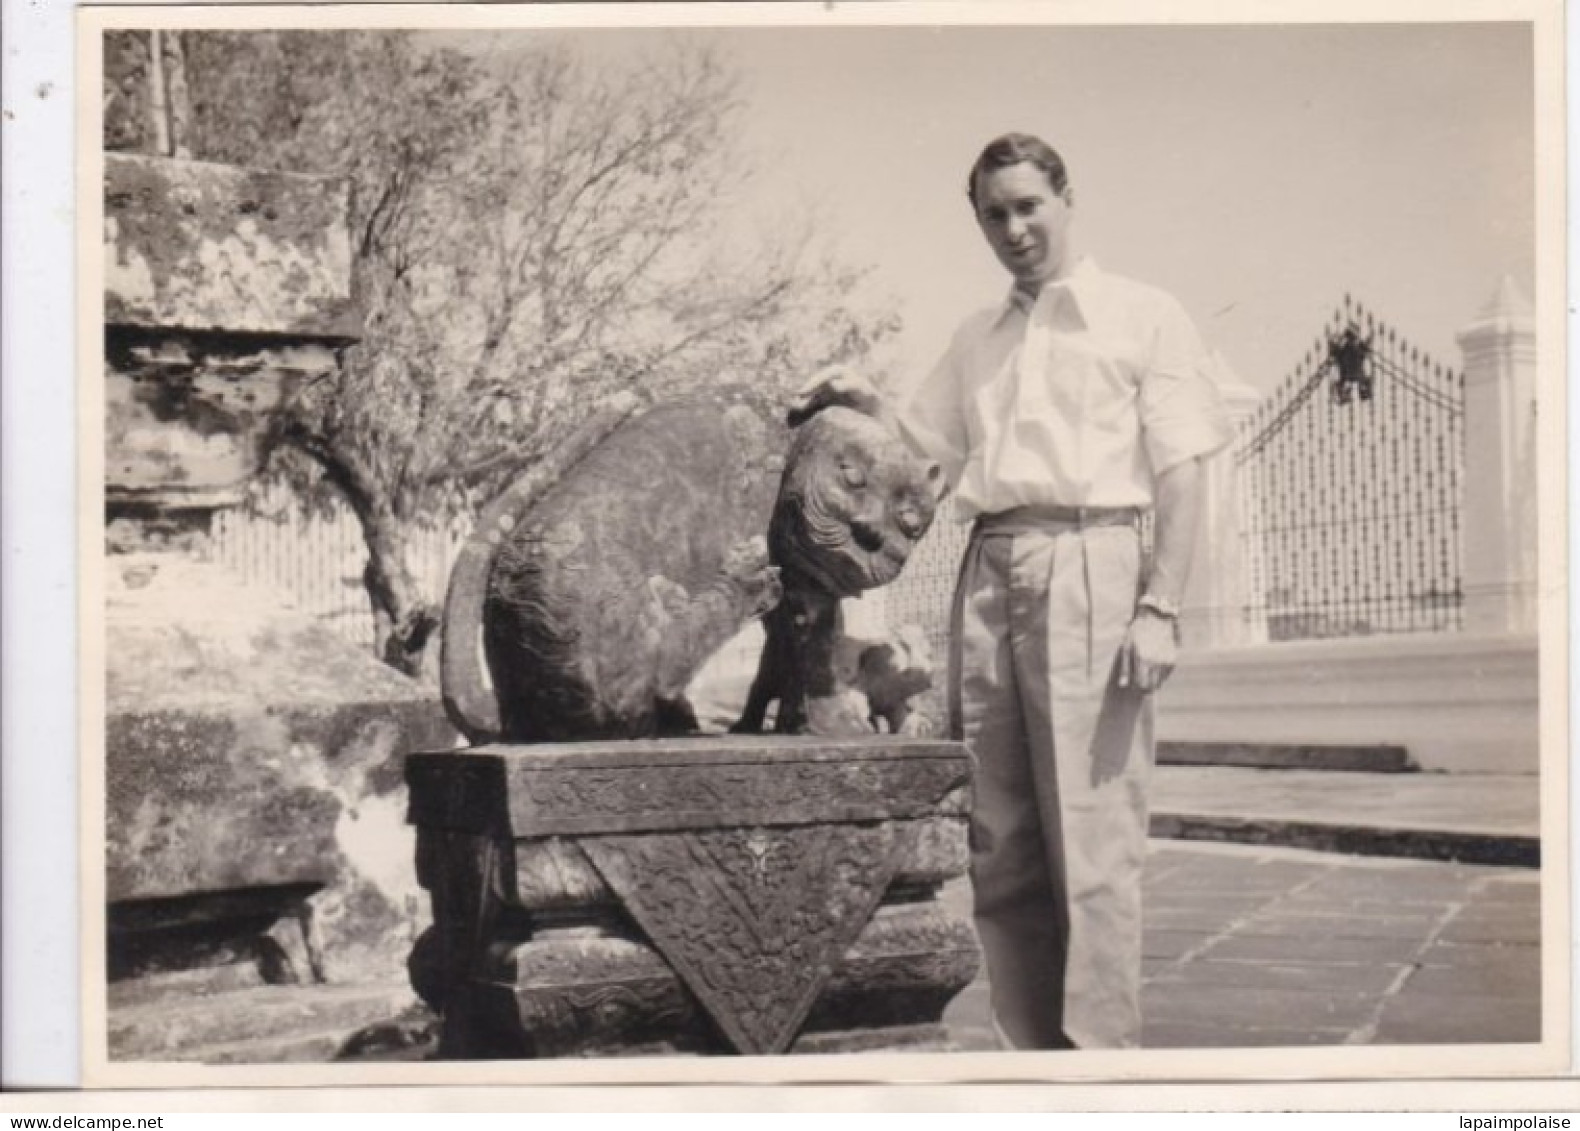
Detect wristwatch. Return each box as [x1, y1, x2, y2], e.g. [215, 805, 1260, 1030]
[1135, 594, 1181, 621]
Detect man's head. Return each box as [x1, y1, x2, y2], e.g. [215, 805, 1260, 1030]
[966, 132, 1074, 294]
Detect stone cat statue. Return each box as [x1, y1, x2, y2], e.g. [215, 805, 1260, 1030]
[440, 386, 941, 744]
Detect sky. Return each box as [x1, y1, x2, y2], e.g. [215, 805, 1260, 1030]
[446, 19, 1536, 399]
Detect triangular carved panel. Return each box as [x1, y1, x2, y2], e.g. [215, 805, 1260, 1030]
[581, 824, 898, 1055]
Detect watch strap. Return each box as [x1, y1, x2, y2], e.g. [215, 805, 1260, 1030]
[1136, 594, 1181, 621]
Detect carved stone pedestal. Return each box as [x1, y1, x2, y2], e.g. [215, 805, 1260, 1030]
[406, 737, 978, 1057]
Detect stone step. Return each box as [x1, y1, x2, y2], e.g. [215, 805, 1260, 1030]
[334, 1002, 442, 1062]
[187, 1008, 443, 1065]
[108, 959, 266, 1010]
[180, 1027, 350, 1066]
[1148, 765, 1539, 867]
[108, 981, 416, 1061]
[1147, 812, 1539, 868]
[1156, 741, 1417, 773]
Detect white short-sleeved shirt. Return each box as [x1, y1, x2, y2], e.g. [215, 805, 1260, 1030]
[897, 257, 1233, 522]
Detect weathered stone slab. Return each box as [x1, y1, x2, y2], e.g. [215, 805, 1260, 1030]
[104, 31, 161, 154]
[407, 736, 978, 1057]
[108, 696, 451, 985]
[406, 737, 972, 837]
[466, 899, 978, 1058]
[108, 701, 445, 887]
[107, 881, 323, 986]
[501, 814, 969, 912]
[107, 557, 437, 711]
[482, 933, 704, 1059]
[105, 338, 339, 510]
[97, 137, 432, 1061]
[108, 558, 457, 985]
[582, 823, 899, 1055]
[109, 982, 417, 1062]
[800, 901, 979, 1037]
[105, 152, 356, 339]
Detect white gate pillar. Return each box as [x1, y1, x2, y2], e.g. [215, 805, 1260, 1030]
[1456, 277, 1538, 635]
[1181, 365, 1262, 649]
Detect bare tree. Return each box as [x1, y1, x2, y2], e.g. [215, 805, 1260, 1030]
[122, 30, 897, 677]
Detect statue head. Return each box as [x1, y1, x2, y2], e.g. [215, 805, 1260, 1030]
[769, 405, 942, 597]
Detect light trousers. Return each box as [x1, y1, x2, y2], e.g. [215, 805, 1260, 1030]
[950, 511, 1152, 1049]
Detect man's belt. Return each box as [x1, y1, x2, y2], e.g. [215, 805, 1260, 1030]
[975, 504, 1141, 533]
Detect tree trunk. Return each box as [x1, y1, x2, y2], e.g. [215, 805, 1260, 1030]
[281, 424, 440, 681]
[360, 504, 440, 681]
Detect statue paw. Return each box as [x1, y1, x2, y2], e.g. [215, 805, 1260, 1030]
[896, 711, 936, 738]
[721, 536, 782, 617]
[804, 691, 879, 736]
[748, 565, 784, 617]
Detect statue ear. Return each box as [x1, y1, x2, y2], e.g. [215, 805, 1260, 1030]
[785, 400, 821, 430]
[787, 368, 883, 428]
[786, 386, 841, 429]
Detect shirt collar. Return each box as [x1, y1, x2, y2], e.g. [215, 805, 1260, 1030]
[998, 256, 1100, 326]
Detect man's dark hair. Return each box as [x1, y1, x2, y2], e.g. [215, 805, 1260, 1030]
[966, 133, 1071, 212]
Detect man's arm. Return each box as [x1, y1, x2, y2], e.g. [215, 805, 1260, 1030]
[1118, 454, 1205, 693]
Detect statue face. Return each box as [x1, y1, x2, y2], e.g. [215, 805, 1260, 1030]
[770, 406, 941, 596]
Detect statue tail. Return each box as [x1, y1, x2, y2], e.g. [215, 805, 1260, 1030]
[440, 392, 646, 744]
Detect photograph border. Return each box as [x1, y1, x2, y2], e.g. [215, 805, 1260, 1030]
[71, 0, 1572, 1097]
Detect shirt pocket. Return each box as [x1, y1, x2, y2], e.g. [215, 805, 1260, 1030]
[1069, 331, 1143, 432]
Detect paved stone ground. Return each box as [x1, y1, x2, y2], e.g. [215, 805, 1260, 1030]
[942, 839, 1542, 1050]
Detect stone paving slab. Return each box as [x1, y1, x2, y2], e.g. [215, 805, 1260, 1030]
[1152, 957, 1403, 995]
[1230, 910, 1446, 940]
[941, 839, 1544, 1051]
[1202, 931, 1428, 965]
[1369, 993, 1541, 1045]
[1140, 1021, 1357, 1048]
[1406, 955, 1541, 999]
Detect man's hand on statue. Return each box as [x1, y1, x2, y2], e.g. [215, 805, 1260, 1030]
[1117, 612, 1178, 694]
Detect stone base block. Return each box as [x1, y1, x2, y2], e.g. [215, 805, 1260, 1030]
[437, 899, 978, 1059]
[407, 736, 979, 1058]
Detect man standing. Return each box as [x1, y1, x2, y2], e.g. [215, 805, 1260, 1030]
[805, 132, 1230, 1049]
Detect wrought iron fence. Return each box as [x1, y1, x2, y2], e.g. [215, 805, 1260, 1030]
[884, 514, 969, 662]
[211, 487, 470, 653]
[1236, 297, 1464, 640]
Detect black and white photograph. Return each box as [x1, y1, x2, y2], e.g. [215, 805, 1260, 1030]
[74, 1, 1566, 1092]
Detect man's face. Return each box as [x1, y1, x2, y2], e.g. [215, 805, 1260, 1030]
[972, 161, 1072, 292]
